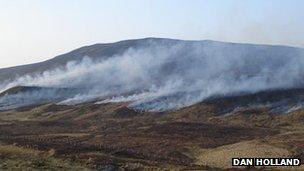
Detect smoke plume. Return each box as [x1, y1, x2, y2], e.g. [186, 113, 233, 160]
[1, 39, 304, 111]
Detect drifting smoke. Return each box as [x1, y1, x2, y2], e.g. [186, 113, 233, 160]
[1, 39, 304, 111]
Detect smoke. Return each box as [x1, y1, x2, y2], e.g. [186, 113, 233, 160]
[1, 39, 304, 111]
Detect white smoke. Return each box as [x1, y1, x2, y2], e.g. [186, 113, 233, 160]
[1, 40, 304, 111]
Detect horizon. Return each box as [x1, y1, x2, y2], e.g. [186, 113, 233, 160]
[1, 0, 304, 68]
[1, 37, 304, 69]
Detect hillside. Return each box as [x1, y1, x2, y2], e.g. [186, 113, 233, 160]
[1, 38, 304, 112]
[0, 89, 303, 170]
[1, 38, 304, 170]
[0, 38, 303, 82]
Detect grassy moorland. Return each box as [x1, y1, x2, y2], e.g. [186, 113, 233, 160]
[0, 92, 303, 170]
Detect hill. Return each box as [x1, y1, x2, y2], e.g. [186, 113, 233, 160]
[0, 38, 303, 82]
[1, 38, 304, 169]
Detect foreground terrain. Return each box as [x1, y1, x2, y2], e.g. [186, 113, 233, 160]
[0, 89, 303, 170]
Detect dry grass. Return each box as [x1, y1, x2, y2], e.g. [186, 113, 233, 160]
[0, 100, 303, 170]
[0, 143, 90, 170]
[191, 140, 291, 169]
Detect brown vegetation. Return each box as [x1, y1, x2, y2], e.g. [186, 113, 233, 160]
[0, 93, 303, 170]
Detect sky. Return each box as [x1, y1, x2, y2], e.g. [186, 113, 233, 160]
[0, 0, 304, 68]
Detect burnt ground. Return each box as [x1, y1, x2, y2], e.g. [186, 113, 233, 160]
[0, 100, 303, 170]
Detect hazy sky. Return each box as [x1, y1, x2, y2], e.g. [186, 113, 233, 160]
[0, 0, 304, 68]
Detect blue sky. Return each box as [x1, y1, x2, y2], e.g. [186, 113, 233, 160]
[0, 0, 303, 68]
